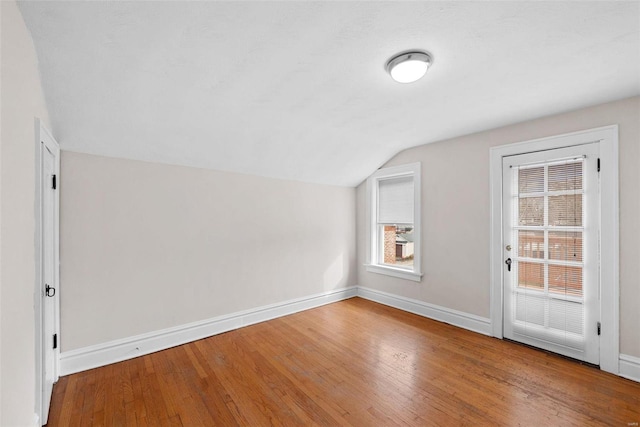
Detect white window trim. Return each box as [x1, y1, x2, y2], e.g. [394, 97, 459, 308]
[365, 162, 422, 282]
[489, 125, 619, 374]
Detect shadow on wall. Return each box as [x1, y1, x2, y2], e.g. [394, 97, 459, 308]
[323, 253, 349, 291]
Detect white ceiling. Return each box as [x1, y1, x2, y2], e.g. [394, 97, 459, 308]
[18, 1, 640, 187]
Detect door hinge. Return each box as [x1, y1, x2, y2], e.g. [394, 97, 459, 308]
[52, 174, 57, 190]
[597, 322, 601, 336]
[53, 333, 58, 349]
[597, 158, 600, 172]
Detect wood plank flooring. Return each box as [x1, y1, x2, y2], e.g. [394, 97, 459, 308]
[47, 298, 640, 426]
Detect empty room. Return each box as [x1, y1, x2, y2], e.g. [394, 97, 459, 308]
[2, 1, 640, 425]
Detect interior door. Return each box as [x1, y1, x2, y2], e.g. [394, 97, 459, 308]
[40, 126, 60, 425]
[502, 143, 600, 364]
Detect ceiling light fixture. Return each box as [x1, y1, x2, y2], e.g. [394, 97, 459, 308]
[386, 51, 433, 84]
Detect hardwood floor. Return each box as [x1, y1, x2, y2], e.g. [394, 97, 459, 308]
[47, 298, 640, 426]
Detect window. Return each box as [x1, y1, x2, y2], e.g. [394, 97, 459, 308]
[365, 162, 422, 281]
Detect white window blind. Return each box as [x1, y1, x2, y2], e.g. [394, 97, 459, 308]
[378, 176, 414, 224]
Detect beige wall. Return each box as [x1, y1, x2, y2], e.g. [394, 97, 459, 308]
[0, 1, 52, 425]
[357, 96, 640, 358]
[60, 152, 356, 351]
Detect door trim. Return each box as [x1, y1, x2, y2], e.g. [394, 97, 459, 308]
[489, 125, 619, 374]
[34, 118, 60, 424]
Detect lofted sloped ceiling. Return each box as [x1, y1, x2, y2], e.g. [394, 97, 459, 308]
[17, 1, 640, 187]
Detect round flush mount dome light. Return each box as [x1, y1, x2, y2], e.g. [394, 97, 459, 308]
[386, 50, 433, 83]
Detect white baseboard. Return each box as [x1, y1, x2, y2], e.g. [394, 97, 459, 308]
[619, 354, 640, 383]
[356, 286, 492, 336]
[59, 284, 638, 385]
[60, 287, 357, 376]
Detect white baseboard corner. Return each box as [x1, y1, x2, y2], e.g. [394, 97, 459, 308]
[619, 354, 640, 383]
[60, 286, 357, 376]
[356, 286, 492, 336]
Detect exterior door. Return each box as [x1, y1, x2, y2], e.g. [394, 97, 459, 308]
[502, 143, 600, 364]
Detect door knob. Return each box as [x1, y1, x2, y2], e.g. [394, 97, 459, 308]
[505, 258, 512, 272]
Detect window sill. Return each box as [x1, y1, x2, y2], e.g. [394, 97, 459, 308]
[365, 264, 423, 282]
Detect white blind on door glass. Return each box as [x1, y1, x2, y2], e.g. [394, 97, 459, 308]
[512, 158, 585, 351]
[378, 176, 414, 224]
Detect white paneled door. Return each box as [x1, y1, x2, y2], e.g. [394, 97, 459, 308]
[38, 121, 60, 425]
[502, 143, 600, 364]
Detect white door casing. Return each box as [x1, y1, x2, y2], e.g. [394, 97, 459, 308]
[489, 125, 619, 374]
[35, 119, 60, 425]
